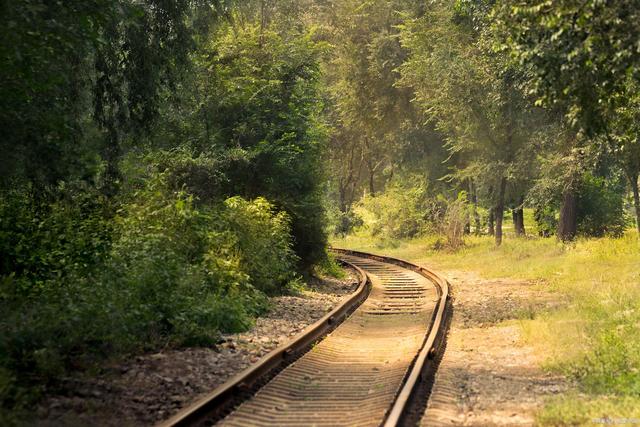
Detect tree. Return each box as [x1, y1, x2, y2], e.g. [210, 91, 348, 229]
[494, 0, 640, 136]
[399, 0, 538, 246]
[321, 0, 416, 207]
[494, 0, 640, 238]
[187, 7, 329, 266]
[610, 80, 640, 233]
[0, 0, 206, 195]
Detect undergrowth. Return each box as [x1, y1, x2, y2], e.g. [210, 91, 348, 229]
[0, 152, 303, 423]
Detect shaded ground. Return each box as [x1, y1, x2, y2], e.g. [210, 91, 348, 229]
[422, 270, 569, 426]
[36, 272, 358, 426]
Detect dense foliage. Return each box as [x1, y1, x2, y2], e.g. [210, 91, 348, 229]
[190, 20, 327, 264]
[0, 0, 327, 419]
[1, 0, 639, 422]
[322, 0, 639, 246]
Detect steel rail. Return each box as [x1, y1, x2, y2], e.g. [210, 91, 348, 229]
[158, 249, 451, 427]
[157, 259, 370, 427]
[330, 249, 451, 426]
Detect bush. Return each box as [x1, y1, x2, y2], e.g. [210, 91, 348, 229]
[326, 205, 363, 236]
[223, 196, 299, 295]
[102, 175, 266, 348]
[0, 186, 112, 295]
[533, 205, 557, 238]
[440, 196, 468, 250]
[576, 173, 628, 238]
[356, 178, 433, 239]
[0, 168, 300, 417]
[0, 188, 118, 413]
[124, 148, 231, 204]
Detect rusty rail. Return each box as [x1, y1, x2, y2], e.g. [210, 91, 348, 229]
[159, 249, 450, 427]
[158, 259, 370, 427]
[331, 249, 451, 426]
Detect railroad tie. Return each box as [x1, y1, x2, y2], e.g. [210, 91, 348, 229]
[218, 254, 439, 426]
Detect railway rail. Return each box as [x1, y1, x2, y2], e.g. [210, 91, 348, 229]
[159, 249, 450, 427]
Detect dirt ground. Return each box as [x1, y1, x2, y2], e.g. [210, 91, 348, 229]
[35, 272, 358, 427]
[421, 270, 569, 426]
[35, 265, 568, 426]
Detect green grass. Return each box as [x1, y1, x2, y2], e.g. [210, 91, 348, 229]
[537, 395, 640, 426]
[332, 231, 640, 425]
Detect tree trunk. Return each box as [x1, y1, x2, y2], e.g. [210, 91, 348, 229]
[495, 177, 507, 246]
[629, 174, 640, 233]
[557, 188, 578, 241]
[473, 197, 481, 235]
[102, 127, 121, 198]
[513, 198, 525, 237]
[516, 209, 525, 236]
[488, 208, 495, 236]
[368, 171, 375, 196]
[464, 184, 471, 235]
[471, 181, 481, 235]
[338, 185, 347, 214]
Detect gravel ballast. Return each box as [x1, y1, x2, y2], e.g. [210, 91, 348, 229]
[37, 271, 359, 426]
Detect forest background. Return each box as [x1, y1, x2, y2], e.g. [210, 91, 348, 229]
[1, 0, 639, 423]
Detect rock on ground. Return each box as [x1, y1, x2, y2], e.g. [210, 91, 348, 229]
[36, 272, 359, 427]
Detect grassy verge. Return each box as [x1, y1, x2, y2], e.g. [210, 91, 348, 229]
[331, 231, 640, 425]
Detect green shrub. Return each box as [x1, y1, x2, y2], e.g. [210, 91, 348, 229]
[223, 196, 299, 295]
[101, 176, 264, 348]
[576, 173, 628, 238]
[0, 187, 112, 296]
[0, 168, 299, 417]
[314, 252, 347, 279]
[533, 205, 557, 237]
[1, 183, 253, 392]
[123, 148, 231, 204]
[356, 178, 433, 239]
[326, 205, 363, 236]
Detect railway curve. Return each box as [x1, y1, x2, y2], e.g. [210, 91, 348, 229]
[159, 249, 451, 427]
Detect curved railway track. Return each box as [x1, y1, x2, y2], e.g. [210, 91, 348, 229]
[159, 249, 450, 427]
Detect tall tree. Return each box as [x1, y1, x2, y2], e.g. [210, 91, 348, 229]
[0, 0, 209, 194]
[610, 80, 640, 233]
[494, 0, 640, 238]
[321, 0, 416, 206]
[187, 4, 329, 265]
[400, 0, 537, 246]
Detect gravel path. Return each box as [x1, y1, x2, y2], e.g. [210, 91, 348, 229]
[422, 270, 568, 426]
[36, 271, 359, 426]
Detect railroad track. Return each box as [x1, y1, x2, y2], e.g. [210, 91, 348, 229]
[159, 249, 450, 427]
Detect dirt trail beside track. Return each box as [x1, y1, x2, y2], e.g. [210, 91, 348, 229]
[422, 270, 568, 426]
